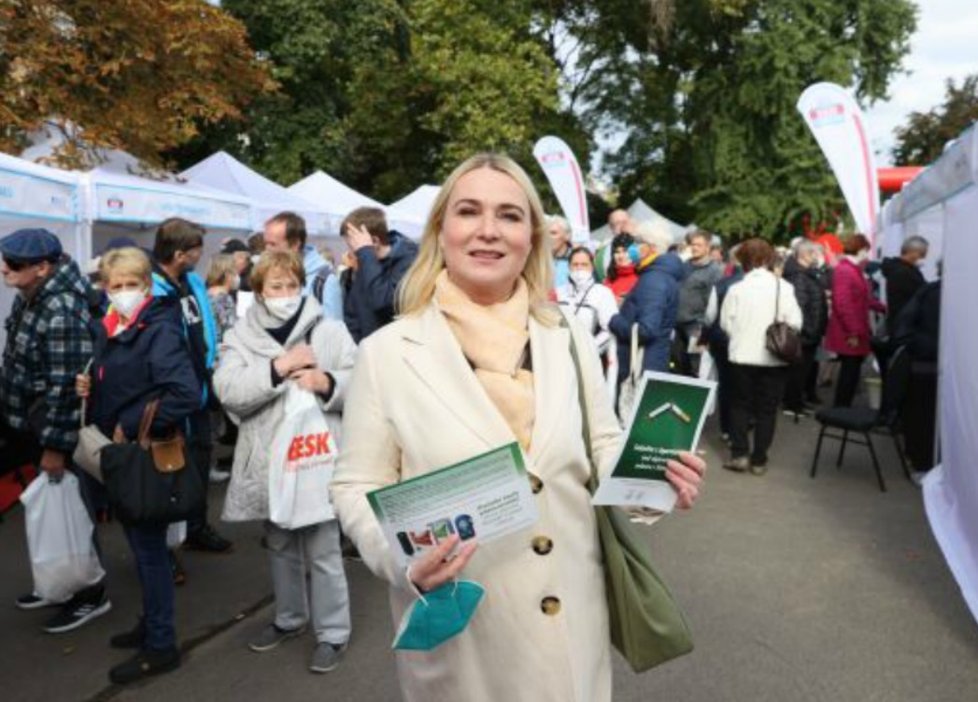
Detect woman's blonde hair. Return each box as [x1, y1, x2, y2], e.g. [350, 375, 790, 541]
[396, 153, 557, 324]
[99, 247, 151, 287]
[250, 251, 305, 294]
[206, 254, 237, 288]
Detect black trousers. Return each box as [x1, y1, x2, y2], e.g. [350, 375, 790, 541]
[784, 344, 818, 411]
[903, 365, 938, 471]
[729, 363, 787, 466]
[712, 343, 734, 435]
[187, 409, 212, 535]
[834, 355, 865, 408]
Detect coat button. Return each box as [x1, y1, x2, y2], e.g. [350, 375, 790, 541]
[540, 596, 561, 616]
[529, 474, 543, 494]
[532, 536, 553, 555]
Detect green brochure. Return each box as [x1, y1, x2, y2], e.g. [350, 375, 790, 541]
[367, 443, 539, 567]
[593, 371, 716, 512]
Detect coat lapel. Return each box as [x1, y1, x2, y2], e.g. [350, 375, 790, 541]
[399, 306, 515, 449]
[527, 317, 572, 462]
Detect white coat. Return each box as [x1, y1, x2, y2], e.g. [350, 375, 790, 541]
[721, 268, 803, 366]
[215, 297, 357, 522]
[331, 303, 624, 702]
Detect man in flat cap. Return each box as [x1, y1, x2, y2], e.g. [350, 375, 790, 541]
[0, 228, 111, 633]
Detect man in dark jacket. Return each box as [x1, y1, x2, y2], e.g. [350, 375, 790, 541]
[152, 218, 231, 554]
[675, 229, 723, 375]
[782, 240, 828, 417]
[1, 228, 112, 633]
[703, 259, 744, 439]
[881, 235, 928, 333]
[609, 222, 684, 375]
[341, 207, 419, 343]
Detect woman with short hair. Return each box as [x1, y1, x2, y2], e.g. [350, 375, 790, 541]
[331, 153, 707, 702]
[720, 238, 803, 474]
[824, 234, 886, 407]
[76, 246, 201, 684]
[214, 251, 356, 674]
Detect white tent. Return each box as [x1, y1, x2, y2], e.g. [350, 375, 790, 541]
[590, 198, 691, 243]
[388, 184, 441, 238]
[22, 131, 254, 263]
[0, 152, 85, 347]
[876, 122, 978, 628]
[181, 151, 329, 236]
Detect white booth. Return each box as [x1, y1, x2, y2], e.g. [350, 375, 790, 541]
[876, 123, 978, 626]
[0, 152, 84, 348]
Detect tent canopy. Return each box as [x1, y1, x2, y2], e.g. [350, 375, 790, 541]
[181, 151, 328, 234]
[590, 198, 691, 244]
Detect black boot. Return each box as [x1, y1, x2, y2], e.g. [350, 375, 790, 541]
[109, 648, 180, 685]
[109, 619, 145, 649]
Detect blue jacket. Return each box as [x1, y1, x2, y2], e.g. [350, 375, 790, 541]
[88, 297, 201, 440]
[151, 266, 217, 407]
[609, 252, 685, 375]
[343, 231, 418, 343]
[303, 245, 343, 321]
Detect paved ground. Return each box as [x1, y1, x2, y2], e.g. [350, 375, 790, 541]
[2, 410, 977, 702]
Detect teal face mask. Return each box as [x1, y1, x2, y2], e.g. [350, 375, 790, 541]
[393, 580, 485, 651]
[627, 243, 642, 264]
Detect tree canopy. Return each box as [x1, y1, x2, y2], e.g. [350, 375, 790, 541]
[893, 75, 978, 166]
[0, 0, 275, 168]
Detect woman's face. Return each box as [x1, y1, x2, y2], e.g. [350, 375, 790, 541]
[106, 272, 146, 294]
[569, 251, 593, 274]
[613, 246, 630, 267]
[439, 167, 533, 304]
[261, 267, 301, 299]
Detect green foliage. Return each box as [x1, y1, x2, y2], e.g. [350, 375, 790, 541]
[580, 0, 917, 240]
[893, 75, 978, 166]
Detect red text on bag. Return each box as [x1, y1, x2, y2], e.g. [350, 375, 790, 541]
[287, 432, 333, 462]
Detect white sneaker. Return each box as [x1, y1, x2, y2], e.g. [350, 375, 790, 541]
[209, 468, 231, 484]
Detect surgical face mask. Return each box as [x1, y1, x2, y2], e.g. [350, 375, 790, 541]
[627, 243, 643, 264]
[263, 295, 302, 321]
[393, 580, 485, 651]
[109, 289, 148, 319]
[570, 269, 593, 287]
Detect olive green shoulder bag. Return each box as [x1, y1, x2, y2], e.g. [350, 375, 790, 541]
[562, 316, 694, 672]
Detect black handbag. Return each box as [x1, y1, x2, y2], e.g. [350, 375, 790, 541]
[766, 278, 802, 364]
[100, 400, 204, 525]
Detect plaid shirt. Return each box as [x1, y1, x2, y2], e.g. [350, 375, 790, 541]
[1, 258, 94, 453]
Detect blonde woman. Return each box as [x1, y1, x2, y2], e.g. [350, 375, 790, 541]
[75, 247, 200, 684]
[205, 253, 239, 341]
[331, 153, 707, 702]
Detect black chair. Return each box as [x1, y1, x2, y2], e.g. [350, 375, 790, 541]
[810, 346, 914, 492]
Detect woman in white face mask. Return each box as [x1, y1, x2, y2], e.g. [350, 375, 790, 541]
[74, 247, 202, 684]
[213, 251, 358, 674]
[556, 247, 619, 356]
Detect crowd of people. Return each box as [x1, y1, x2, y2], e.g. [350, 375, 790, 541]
[0, 150, 937, 699]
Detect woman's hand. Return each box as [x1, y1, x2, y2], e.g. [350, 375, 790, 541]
[290, 368, 332, 395]
[273, 343, 316, 377]
[407, 534, 478, 594]
[75, 373, 91, 399]
[666, 451, 707, 510]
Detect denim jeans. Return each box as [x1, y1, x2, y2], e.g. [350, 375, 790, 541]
[124, 523, 175, 651]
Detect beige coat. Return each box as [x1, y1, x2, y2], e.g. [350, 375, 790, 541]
[331, 303, 623, 702]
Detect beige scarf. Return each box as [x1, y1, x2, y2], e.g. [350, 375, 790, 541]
[434, 270, 535, 451]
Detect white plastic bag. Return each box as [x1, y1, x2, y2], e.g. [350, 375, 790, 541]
[166, 521, 187, 549]
[20, 473, 105, 602]
[617, 324, 645, 424]
[268, 385, 337, 529]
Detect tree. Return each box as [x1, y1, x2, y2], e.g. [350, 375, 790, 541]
[893, 75, 978, 166]
[563, 0, 917, 239]
[0, 0, 275, 168]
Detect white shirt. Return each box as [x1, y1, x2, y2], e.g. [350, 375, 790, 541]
[557, 279, 619, 354]
[720, 268, 803, 366]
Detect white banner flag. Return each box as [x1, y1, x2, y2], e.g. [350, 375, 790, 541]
[533, 136, 590, 243]
[797, 82, 880, 245]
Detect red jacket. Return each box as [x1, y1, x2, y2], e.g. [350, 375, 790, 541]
[604, 264, 638, 302]
[825, 258, 885, 356]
